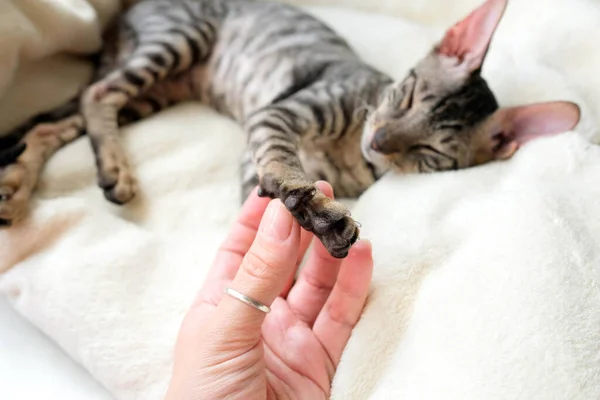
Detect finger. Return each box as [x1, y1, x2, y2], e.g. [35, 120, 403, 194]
[313, 240, 373, 366]
[280, 180, 334, 298]
[286, 236, 343, 326]
[216, 199, 301, 337]
[197, 187, 270, 305]
[280, 228, 311, 298]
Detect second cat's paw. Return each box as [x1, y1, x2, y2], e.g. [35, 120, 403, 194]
[258, 175, 360, 258]
[283, 186, 359, 258]
[0, 163, 31, 227]
[96, 149, 137, 205]
[305, 192, 360, 258]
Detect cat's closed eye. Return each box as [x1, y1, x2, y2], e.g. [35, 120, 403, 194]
[410, 144, 457, 172]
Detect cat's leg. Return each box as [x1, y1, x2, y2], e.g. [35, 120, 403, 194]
[82, 19, 215, 204]
[244, 106, 359, 259]
[240, 149, 260, 202]
[82, 56, 197, 204]
[81, 65, 159, 204]
[0, 115, 85, 226]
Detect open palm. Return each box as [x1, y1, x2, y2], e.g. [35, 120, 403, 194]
[167, 183, 373, 400]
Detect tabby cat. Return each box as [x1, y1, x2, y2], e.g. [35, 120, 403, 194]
[0, 0, 580, 258]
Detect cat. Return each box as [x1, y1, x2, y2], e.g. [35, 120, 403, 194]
[0, 0, 580, 258]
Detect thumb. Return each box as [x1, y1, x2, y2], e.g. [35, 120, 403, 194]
[217, 199, 300, 336]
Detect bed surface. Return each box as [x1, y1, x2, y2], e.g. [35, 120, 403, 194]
[1, 0, 599, 399]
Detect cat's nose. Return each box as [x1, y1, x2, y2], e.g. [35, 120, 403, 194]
[371, 128, 387, 152]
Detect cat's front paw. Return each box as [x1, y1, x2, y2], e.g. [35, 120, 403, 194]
[0, 163, 31, 227]
[297, 190, 360, 258]
[260, 176, 359, 258]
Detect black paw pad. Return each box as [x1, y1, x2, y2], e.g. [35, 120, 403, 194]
[257, 187, 275, 198]
[103, 190, 128, 206]
[331, 250, 349, 259]
[283, 187, 316, 211]
[291, 208, 313, 232]
[98, 174, 117, 191]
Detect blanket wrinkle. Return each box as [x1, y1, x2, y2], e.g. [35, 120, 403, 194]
[0, 0, 121, 133]
[1, 1, 600, 400]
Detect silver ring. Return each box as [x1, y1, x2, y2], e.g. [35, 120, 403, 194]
[224, 287, 271, 313]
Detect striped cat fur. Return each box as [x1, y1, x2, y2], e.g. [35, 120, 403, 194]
[0, 0, 580, 257]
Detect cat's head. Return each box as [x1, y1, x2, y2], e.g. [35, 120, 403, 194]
[362, 0, 580, 173]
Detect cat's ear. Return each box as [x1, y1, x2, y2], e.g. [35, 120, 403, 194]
[436, 0, 508, 73]
[481, 101, 581, 160]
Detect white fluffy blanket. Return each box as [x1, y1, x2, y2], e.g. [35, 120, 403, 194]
[1, 0, 600, 399]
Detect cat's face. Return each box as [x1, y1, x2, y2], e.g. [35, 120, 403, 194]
[363, 53, 500, 173]
[362, 0, 580, 173]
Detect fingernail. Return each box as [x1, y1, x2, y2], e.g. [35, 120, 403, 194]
[315, 181, 334, 199]
[260, 200, 293, 241]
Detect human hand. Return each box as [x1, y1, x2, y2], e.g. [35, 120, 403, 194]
[165, 182, 373, 400]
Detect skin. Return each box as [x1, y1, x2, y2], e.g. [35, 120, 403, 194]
[165, 181, 374, 400]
